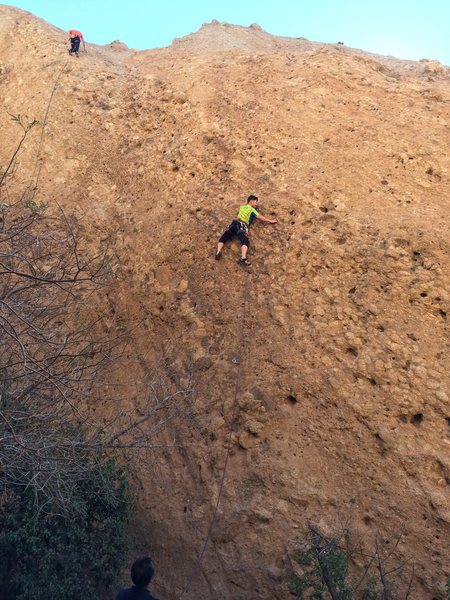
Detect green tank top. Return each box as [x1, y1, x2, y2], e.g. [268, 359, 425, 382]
[237, 204, 259, 226]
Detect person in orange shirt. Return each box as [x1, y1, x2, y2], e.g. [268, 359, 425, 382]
[68, 29, 86, 57]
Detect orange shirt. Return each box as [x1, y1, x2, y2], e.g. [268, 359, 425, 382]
[68, 30, 84, 40]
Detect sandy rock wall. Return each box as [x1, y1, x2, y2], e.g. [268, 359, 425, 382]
[0, 6, 449, 599]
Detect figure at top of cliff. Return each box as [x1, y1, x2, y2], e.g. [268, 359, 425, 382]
[68, 29, 86, 58]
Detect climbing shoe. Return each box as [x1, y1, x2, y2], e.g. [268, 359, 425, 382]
[215, 251, 222, 260]
[238, 258, 251, 267]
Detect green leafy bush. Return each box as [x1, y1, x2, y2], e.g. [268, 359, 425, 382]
[24, 199, 48, 213]
[288, 524, 449, 599]
[289, 530, 353, 599]
[0, 458, 132, 600]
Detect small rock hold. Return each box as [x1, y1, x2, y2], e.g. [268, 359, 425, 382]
[267, 565, 282, 582]
[423, 60, 446, 75]
[195, 356, 213, 371]
[249, 507, 273, 523]
[246, 419, 265, 436]
[238, 431, 258, 450]
[177, 279, 188, 293]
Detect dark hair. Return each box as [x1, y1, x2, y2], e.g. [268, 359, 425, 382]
[247, 194, 258, 202]
[131, 557, 154, 589]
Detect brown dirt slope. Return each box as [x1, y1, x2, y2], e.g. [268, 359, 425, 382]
[1, 6, 449, 599]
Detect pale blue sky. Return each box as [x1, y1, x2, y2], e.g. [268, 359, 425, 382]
[3, 0, 450, 64]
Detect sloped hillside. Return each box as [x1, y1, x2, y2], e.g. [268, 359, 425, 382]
[0, 6, 449, 599]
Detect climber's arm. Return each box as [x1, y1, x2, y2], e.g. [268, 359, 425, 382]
[256, 214, 277, 224]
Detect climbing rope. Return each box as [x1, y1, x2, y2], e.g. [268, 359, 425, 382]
[176, 265, 252, 599]
[29, 57, 68, 200]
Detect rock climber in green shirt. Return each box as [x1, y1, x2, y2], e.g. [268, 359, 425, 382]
[215, 195, 277, 266]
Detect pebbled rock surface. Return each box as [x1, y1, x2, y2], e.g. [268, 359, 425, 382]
[0, 7, 449, 599]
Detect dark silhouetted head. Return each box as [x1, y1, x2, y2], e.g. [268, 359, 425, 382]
[131, 557, 155, 589]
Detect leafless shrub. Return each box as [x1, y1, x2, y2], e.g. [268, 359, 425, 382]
[288, 523, 416, 599]
[0, 115, 192, 514]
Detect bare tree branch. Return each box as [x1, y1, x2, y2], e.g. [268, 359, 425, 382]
[0, 118, 193, 515]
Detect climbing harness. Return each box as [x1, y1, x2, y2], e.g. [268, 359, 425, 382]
[176, 267, 251, 599]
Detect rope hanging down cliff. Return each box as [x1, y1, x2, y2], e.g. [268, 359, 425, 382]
[176, 266, 252, 599]
[29, 58, 68, 200]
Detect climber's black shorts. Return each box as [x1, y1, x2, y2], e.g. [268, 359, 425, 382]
[70, 36, 81, 53]
[218, 220, 250, 247]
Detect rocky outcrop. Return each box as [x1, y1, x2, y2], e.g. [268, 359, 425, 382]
[0, 6, 449, 599]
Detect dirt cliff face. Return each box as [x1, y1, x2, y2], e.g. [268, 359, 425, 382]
[1, 7, 449, 599]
